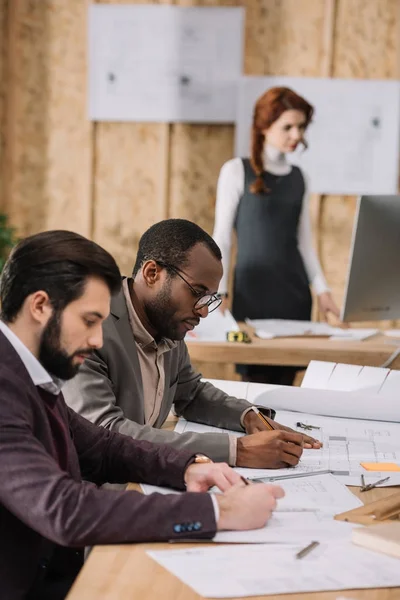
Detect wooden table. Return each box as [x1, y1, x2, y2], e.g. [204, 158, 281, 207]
[187, 331, 400, 369]
[67, 416, 400, 600]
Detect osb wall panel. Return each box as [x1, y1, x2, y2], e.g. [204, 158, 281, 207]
[333, 0, 399, 79]
[3, 0, 91, 237]
[92, 0, 170, 273]
[0, 0, 6, 212]
[319, 0, 400, 328]
[2, 0, 49, 235]
[93, 123, 169, 277]
[244, 0, 328, 76]
[169, 125, 235, 233]
[40, 0, 92, 235]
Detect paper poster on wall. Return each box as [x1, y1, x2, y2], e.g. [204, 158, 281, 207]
[89, 4, 244, 123]
[235, 76, 400, 195]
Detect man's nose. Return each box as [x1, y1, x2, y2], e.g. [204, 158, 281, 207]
[88, 328, 103, 349]
[195, 304, 209, 319]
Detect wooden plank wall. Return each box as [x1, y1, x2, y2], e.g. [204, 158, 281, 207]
[0, 0, 6, 212]
[0, 0, 399, 377]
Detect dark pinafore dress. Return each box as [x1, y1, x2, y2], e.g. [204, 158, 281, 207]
[232, 159, 312, 385]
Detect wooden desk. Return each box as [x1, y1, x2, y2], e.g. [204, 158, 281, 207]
[187, 331, 400, 369]
[68, 411, 400, 599]
[67, 483, 399, 600]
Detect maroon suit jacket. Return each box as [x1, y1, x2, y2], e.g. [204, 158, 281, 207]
[0, 331, 215, 599]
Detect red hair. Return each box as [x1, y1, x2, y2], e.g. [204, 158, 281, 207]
[250, 87, 314, 194]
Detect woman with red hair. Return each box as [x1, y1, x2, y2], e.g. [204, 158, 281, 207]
[213, 87, 340, 385]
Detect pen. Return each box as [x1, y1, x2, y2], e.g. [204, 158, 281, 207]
[252, 407, 275, 431]
[296, 540, 320, 560]
[240, 475, 251, 486]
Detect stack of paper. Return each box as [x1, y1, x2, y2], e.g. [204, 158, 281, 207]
[246, 318, 378, 341]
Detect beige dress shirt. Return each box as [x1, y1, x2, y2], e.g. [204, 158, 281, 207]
[123, 279, 178, 426]
[122, 279, 239, 464]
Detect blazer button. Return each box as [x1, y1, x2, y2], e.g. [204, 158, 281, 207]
[173, 524, 182, 533]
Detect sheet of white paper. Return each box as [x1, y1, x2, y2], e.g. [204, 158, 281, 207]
[246, 319, 377, 340]
[141, 484, 181, 496]
[329, 328, 378, 341]
[246, 318, 337, 338]
[253, 385, 399, 422]
[186, 310, 238, 343]
[174, 414, 400, 486]
[89, 5, 244, 123]
[300, 360, 390, 394]
[301, 361, 336, 389]
[380, 369, 400, 396]
[272, 410, 400, 486]
[213, 511, 356, 544]
[148, 540, 400, 598]
[271, 473, 362, 513]
[324, 364, 363, 390]
[384, 329, 400, 338]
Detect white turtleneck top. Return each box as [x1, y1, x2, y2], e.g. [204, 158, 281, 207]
[212, 144, 329, 296]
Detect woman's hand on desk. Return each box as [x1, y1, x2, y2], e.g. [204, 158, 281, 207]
[216, 481, 284, 531]
[243, 411, 321, 450]
[318, 291, 341, 322]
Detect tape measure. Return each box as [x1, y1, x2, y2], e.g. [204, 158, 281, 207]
[226, 330, 252, 344]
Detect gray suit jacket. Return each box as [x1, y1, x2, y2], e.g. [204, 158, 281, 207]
[0, 330, 215, 600]
[63, 284, 272, 462]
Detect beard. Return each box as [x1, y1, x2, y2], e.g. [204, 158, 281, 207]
[144, 281, 183, 341]
[39, 311, 91, 381]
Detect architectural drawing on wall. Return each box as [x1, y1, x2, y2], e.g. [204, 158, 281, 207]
[89, 5, 244, 123]
[235, 76, 400, 194]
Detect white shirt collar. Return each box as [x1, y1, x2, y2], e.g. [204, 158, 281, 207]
[0, 320, 63, 395]
[262, 143, 291, 176]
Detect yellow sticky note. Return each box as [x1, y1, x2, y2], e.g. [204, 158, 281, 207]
[360, 462, 400, 472]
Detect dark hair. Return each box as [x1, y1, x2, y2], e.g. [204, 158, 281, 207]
[132, 219, 222, 277]
[250, 87, 314, 194]
[0, 230, 121, 322]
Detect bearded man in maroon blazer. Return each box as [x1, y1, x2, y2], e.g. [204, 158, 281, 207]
[0, 230, 283, 600]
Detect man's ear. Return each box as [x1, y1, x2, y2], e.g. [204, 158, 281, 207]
[141, 260, 163, 288]
[27, 291, 53, 325]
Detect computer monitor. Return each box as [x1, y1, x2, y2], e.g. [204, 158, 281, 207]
[341, 195, 400, 322]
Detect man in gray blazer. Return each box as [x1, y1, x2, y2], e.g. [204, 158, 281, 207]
[0, 230, 282, 599]
[64, 219, 319, 468]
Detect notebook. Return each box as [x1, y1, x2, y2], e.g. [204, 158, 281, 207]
[352, 522, 400, 559]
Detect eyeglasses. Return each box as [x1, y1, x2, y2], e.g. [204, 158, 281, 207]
[157, 261, 222, 314]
